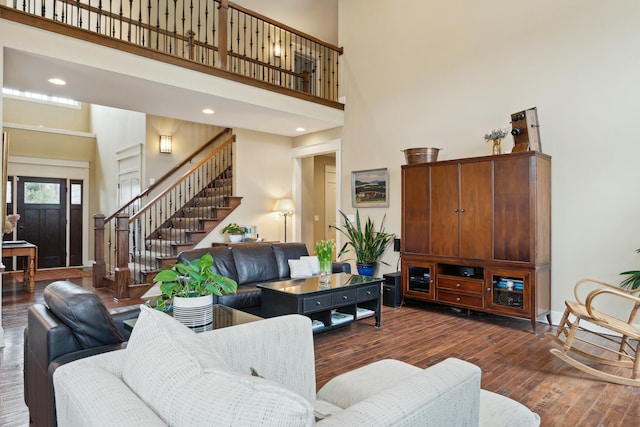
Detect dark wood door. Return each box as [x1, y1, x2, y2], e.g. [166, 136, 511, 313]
[493, 156, 532, 262]
[430, 164, 459, 256]
[402, 165, 430, 254]
[459, 161, 493, 260]
[17, 177, 67, 268]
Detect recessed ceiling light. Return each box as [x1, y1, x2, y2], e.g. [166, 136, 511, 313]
[202, 108, 214, 114]
[296, 127, 306, 132]
[48, 78, 66, 85]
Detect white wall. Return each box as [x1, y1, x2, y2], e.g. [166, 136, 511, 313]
[235, 0, 339, 45]
[196, 129, 295, 246]
[90, 105, 146, 216]
[339, 0, 640, 318]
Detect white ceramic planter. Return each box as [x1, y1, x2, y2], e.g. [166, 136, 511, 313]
[228, 234, 243, 243]
[173, 294, 213, 329]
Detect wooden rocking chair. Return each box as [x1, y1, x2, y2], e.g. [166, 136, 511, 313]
[546, 278, 640, 387]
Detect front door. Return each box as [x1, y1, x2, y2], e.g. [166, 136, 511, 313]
[17, 177, 67, 268]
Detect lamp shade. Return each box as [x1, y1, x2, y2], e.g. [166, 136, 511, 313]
[273, 198, 294, 215]
[159, 135, 172, 153]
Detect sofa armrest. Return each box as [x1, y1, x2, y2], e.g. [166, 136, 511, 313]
[109, 305, 141, 340]
[317, 358, 481, 426]
[331, 262, 351, 274]
[200, 314, 316, 402]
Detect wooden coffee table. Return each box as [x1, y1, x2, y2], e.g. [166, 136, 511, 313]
[258, 273, 383, 333]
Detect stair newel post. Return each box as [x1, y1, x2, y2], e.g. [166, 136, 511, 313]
[114, 214, 131, 300]
[93, 214, 106, 288]
[217, 0, 228, 70]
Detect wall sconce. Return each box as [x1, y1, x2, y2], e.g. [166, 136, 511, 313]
[274, 42, 281, 58]
[273, 198, 294, 242]
[159, 135, 172, 153]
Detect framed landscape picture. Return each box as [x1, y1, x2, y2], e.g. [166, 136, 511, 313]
[351, 168, 389, 208]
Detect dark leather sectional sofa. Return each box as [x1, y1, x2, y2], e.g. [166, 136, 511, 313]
[177, 242, 350, 316]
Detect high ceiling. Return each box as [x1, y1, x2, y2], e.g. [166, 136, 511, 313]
[3, 48, 344, 137]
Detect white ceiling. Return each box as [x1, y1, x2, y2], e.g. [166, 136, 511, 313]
[3, 48, 344, 137]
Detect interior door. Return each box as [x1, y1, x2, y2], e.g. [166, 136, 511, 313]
[17, 177, 67, 268]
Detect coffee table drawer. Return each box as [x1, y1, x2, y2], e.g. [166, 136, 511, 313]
[332, 289, 356, 306]
[357, 284, 380, 301]
[302, 294, 332, 313]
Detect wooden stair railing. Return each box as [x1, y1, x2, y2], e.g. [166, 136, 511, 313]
[94, 129, 240, 300]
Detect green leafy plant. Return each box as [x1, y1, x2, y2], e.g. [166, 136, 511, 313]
[332, 210, 393, 264]
[221, 223, 246, 234]
[149, 253, 238, 311]
[620, 248, 640, 290]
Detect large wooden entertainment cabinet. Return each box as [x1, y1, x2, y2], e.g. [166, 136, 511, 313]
[401, 151, 551, 332]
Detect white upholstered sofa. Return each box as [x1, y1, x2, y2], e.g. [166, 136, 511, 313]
[53, 305, 540, 426]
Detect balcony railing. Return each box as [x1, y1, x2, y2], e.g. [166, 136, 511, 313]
[4, 0, 343, 106]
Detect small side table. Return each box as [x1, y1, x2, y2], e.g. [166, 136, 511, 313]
[2, 241, 38, 293]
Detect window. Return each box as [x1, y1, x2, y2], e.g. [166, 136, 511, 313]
[24, 182, 60, 204]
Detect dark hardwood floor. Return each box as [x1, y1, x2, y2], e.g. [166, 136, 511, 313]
[1, 271, 639, 426]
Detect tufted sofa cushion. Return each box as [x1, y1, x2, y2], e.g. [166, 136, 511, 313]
[272, 243, 310, 278]
[232, 245, 280, 284]
[44, 280, 124, 349]
[177, 247, 239, 283]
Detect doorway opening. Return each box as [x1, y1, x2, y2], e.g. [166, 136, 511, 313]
[292, 140, 341, 253]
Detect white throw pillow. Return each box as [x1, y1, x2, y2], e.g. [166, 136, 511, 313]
[288, 259, 314, 278]
[121, 305, 229, 421]
[121, 305, 314, 426]
[301, 255, 321, 275]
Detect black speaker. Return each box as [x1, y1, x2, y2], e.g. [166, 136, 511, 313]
[393, 238, 401, 252]
[382, 272, 401, 307]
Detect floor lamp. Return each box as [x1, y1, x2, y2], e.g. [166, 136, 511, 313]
[274, 198, 294, 242]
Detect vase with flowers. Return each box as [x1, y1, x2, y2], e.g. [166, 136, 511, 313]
[484, 127, 510, 155]
[315, 239, 335, 285]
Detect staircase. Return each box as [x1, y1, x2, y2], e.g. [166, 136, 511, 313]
[94, 129, 240, 300]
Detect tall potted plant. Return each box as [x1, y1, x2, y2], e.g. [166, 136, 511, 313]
[150, 253, 238, 329]
[332, 210, 393, 276]
[620, 248, 640, 290]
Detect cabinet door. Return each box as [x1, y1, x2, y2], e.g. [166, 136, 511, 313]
[493, 156, 531, 262]
[402, 166, 430, 254]
[459, 161, 493, 259]
[401, 257, 435, 301]
[430, 164, 459, 257]
[485, 269, 531, 316]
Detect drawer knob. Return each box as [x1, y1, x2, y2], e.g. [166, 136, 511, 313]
[456, 297, 461, 302]
[366, 290, 371, 295]
[316, 301, 321, 305]
[343, 295, 348, 300]
[456, 283, 461, 288]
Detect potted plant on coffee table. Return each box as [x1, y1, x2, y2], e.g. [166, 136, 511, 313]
[221, 223, 247, 243]
[150, 252, 238, 329]
[332, 210, 393, 276]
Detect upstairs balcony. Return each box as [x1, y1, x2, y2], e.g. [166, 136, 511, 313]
[1, 0, 344, 113]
